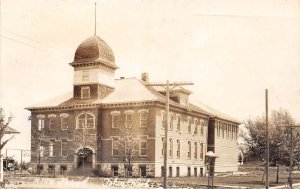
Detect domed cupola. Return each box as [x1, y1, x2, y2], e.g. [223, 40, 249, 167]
[74, 35, 115, 65]
[70, 35, 118, 69]
[70, 35, 118, 100]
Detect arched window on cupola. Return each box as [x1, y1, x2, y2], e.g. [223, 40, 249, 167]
[76, 112, 95, 129]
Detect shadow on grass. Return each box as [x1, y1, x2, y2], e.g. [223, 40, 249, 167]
[233, 180, 286, 187]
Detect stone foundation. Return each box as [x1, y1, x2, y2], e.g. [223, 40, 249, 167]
[31, 163, 73, 175]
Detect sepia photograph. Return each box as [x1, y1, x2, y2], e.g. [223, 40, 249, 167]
[0, 0, 299, 188]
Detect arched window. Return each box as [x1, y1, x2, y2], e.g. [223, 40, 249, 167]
[76, 112, 95, 129]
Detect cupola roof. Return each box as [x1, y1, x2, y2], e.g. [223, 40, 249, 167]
[71, 35, 115, 66]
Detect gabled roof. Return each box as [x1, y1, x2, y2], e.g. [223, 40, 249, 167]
[101, 78, 164, 103]
[190, 99, 241, 124]
[4, 126, 20, 134]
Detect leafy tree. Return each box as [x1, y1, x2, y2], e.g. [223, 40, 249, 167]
[242, 109, 300, 165]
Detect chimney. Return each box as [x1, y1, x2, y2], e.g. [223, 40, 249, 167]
[141, 73, 149, 82]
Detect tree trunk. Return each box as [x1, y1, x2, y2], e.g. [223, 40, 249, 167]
[276, 165, 279, 183]
[262, 169, 265, 184]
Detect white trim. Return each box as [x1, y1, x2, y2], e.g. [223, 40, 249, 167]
[60, 113, 69, 118]
[139, 111, 148, 128]
[81, 86, 90, 99]
[124, 110, 134, 114]
[138, 109, 149, 113]
[36, 114, 45, 119]
[75, 112, 95, 129]
[111, 136, 120, 156]
[139, 138, 147, 157]
[75, 145, 96, 154]
[112, 114, 120, 128]
[60, 116, 68, 130]
[61, 139, 68, 157]
[111, 111, 120, 115]
[48, 114, 57, 118]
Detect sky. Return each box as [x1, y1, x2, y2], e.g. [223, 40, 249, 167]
[0, 0, 300, 162]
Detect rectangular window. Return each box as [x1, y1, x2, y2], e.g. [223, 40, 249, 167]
[194, 120, 198, 134]
[200, 121, 204, 135]
[177, 116, 180, 131]
[81, 86, 90, 99]
[48, 165, 55, 174]
[194, 142, 198, 159]
[140, 166, 147, 177]
[39, 146, 44, 157]
[216, 122, 219, 137]
[61, 117, 68, 130]
[161, 137, 164, 156]
[169, 138, 173, 157]
[112, 114, 120, 128]
[222, 124, 225, 138]
[139, 141, 147, 156]
[176, 139, 180, 158]
[188, 119, 191, 133]
[86, 116, 94, 129]
[111, 165, 118, 177]
[38, 119, 45, 131]
[140, 112, 147, 127]
[112, 137, 120, 156]
[188, 141, 191, 159]
[49, 118, 55, 131]
[162, 113, 166, 129]
[226, 124, 229, 139]
[200, 143, 204, 160]
[60, 165, 67, 175]
[170, 114, 173, 130]
[49, 143, 53, 157]
[82, 70, 89, 81]
[125, 114, 133, 128]
[61, 140, 67, 157]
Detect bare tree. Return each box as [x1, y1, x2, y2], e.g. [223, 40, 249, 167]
[116, 125, 138, 177]
[0, 108, 14, 154]
[31, 129, 50, 175]
[67, 128, 101, 175]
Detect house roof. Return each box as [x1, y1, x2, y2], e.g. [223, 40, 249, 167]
[189, 99, 241, 124]
[26, 78, 239, 124]
[4, 126, 20, 134]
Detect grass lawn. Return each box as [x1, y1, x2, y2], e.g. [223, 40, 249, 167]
[149, 165, 300, 188]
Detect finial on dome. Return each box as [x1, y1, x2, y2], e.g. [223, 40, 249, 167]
[94, 2, 97, 36]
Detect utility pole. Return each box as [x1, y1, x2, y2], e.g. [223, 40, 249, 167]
[265, 89, 269, 189]
[278, 124, 300, 188]
[147, 81, 193, 189]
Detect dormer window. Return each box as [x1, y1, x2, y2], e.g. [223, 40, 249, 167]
[81, 86, 90, 99]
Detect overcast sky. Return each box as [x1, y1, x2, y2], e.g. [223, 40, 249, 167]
[1, 0, 299, 160]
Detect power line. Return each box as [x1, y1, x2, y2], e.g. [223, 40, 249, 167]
[1, 30, 69, 59]
[147, 81, 193, 189]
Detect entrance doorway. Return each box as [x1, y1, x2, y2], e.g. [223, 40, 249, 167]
[76, 147, 94, 175]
